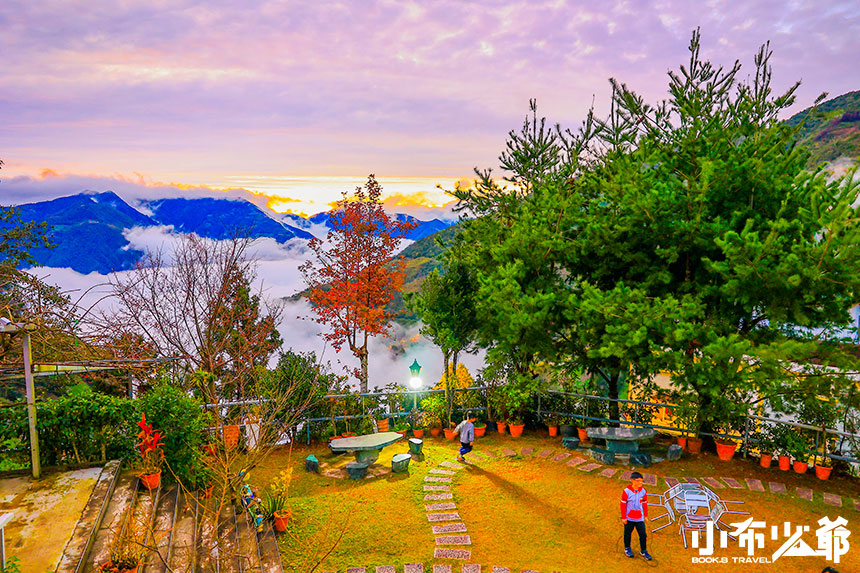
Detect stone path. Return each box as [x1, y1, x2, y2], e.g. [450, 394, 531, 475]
[345, 441, 853, 572]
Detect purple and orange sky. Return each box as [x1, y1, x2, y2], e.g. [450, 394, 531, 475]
[1, 0, 859, 215]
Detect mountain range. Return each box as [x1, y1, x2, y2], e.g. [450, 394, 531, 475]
[11, 191, 455, 274]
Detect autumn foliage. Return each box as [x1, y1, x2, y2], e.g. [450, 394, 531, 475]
[300, 175, 416, 391]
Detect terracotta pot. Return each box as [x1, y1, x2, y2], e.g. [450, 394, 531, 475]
[341, 432, 357, 438]
[474, 425, 486, 438]
[715, 440, 738, 461]
[395, 430, 407, 437]
[687, 437, 703, 455]
[760, 454, 773, 468]
[140, 471, 161, 491]
[376, 418, 390, 432]
[577, 428, 588, 442]
[443, 428, 456, 441]
[548, 425, 558, 437]
[413, 429, 425, 439]
[778, 455, 791, 471]
[509, 423, 525, 438]
[430, 427, 441, 437]
[223, 424, 240, 450]
[793, 461, 809, 474]
[815, 465, 832, 480]
[677, 437, 687, 450]
[273, 509, 291, 532]
[496, 421, 507, 435]
[200, 484, 214, 499]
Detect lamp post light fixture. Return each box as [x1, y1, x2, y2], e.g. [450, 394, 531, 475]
[408, 359, 422, 409]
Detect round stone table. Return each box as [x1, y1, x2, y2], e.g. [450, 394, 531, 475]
[329, 431, 404, 464]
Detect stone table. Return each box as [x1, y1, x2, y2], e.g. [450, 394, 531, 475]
[586, 427, 656, 453]
[329, 431, 404, 464]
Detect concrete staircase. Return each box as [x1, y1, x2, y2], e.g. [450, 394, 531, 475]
[56, 461, 284, 572]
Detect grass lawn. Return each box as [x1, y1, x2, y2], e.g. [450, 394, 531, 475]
[251, 431, 860, 571]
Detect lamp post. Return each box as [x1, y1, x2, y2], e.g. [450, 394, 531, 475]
[408, 359, 422, 410]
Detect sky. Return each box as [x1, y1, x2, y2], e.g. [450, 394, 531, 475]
[2, 0, 859, 215]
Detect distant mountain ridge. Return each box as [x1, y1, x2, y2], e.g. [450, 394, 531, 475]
[786, 90, 860, 168]
[8, 190, 456, 274]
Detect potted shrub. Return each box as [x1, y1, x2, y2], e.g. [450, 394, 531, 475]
[756, 424, 777, 468]
[393, 420, 409, 438]
[135, 413, 165, 491]
[497, 383, 529, 438]
[674, 398, 701, 454]
[420, 394, 446, 438]
[786, 430, 811, 474]
[544, 412, 561, 437]
[474, 419, 487, 438]
[261, 468, 293, 533]
[815, 456, 833, 480]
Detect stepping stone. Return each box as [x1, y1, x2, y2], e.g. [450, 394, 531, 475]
[434, 548, 471, 559]
[425, 485, 451, 491]
[600, 468, 619, 478]
[405, 565, 424, 573]
[431, 468, 456, 475]
[562, 437, 580, 450]
[619, 470, 633, 481]
[745, 478, 765, 492]
[426, 502, 457, 511]
[433, 566, 452, 573]
[796, 488, 813, 501]
[664, 477, 680, 487]
[702, 477, 725, 489]
[377, 568, 395, 573]
[769, 482, 787, 494]
[491, 568, 511, 573]
[425, 493, 454, 501]
[466, 451, 487, 460]
[440, 461, 465, 470]
[346, 569, 365, 573]
[552, 452, 572, 462]
[566, 457, 587, 468]
[502, 448, 517, 457]
[824, 493, 842, 507]
[579, 463, 602, 472]
[479, 449, 494, 457]
[425, 476, 453, 483]
[462, 566, 481, 573]
[643, 473, 657, 486]
[521, 447, 534, 456]
[435, 535, 472, 545]
[522, 570, 540, 573]
[432, 523, 467, 534]
[722, 477, 744, 489]
[427, 512, 461, 522]
[537, 449, 553, 458]
[666, 444, 683, 461]
[681, 477, 701, 485]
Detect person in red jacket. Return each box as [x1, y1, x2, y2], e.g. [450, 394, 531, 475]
[620, 472, 652, 560]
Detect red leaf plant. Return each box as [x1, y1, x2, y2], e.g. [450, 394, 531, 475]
[135, 412, 165, 475]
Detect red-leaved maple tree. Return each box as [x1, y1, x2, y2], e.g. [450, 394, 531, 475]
[299, 175, 416, 392]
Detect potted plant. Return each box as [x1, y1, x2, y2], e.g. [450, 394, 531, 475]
[714, 411, 744, 461]
[756, 423, 777, 468]
[393, 420, 409, 437]
[99, 518, 147, 572]
[815, 456, 833, 480]
[497, 383, 529, 438]
[135, 413, 165, 491]
[261, 468, 293, 532]
[544, 412, 561, 437]
[674, 398, 701, 454]
[786, 430, 811, 474]
[473, 419, 487, 438]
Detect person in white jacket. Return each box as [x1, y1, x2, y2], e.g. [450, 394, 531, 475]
[453, 411, 476, 462]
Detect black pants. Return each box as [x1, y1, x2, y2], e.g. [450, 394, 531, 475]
[624, 520, 647, 551]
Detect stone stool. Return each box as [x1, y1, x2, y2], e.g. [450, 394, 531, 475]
[630, 451, 652, 467]
[562, 437, 580, 450]
[305, 454, 319, 473]
[392, 453, 412, 473]
[667, 444, 683, 461]
[346, 461, 369, 479]
[408, 437, 423, 455]
[590, 447, 615, 465]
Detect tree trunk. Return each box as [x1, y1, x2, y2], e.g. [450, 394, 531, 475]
[442, 348, 452, 427]
[359, 348, 369, 393]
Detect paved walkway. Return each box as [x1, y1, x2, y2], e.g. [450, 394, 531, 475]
[340, 441, 853, 572]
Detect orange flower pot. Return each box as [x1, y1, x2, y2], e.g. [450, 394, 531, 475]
[687, 437, 703, 455]
[474, 425, 486, 438]
[577, 428, 588, 442]
[677, 437, 687, 451]
[395, 430, 407, 438]
[793, 461, 808, 474]
[430, 427, 441, 438]
[815, 465, 832, 480]
[715, 440, 737, 461]
[223, 424, 240, 450]
[341, 432, 357, 438]
[140, 471, 161, 491]
[509, 423, 525, 438]
[443, 428, 456, 441]
[376, 419, 390, 432]
[273, 509, 291, 532]
[548, 425, 558, 437]
[778, 455, 791, 471]
[759, 454, 772, 468]
[496, 421, 507, 435]
[413, 429, 425, 438]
